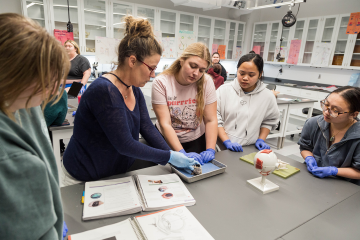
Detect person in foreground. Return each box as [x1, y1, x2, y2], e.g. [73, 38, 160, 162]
[216, 52, 279, 152]
[63, 16, 198, 185]
[298, 86, 360, 185]
[0, 13, 69, 239]
[152, 42, 218, 165]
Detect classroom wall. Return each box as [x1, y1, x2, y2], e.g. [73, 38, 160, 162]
[0, 0, 22, 14]
[239, 0, 360, 85]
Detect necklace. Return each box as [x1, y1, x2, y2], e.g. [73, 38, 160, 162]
[107, 72, 131, 99]
[330, 120, 354, 142]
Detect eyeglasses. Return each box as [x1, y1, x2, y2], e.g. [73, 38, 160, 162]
[320, 100, 350, 118]
[139, 60, 156, 74]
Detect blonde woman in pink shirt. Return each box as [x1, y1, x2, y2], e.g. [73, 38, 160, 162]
[152, 42, 218, 165]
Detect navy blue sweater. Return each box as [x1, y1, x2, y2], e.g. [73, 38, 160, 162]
[63, 77, 171, 181]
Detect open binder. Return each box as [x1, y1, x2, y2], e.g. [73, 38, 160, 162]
[82, 174, 196, 220]
[70, 206, 214, 240]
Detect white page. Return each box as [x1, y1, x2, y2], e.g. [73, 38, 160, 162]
[69, 219, 139, 240]
[135, 206, 214, 240]
[83, 177, 140, 219]
[137, 174, 195, 209]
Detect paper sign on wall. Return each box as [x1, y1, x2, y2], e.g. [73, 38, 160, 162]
[311, 42, 333, 67]
[287, 40, 302, 64]
[218, 45, 226, 59]
[346, 12, 360, 34]
[54, 29, 74, 45]
[232, 46, 242, 60]
[177, 30, 196, 57]
[162, 37, 176, 58]
[252, 45, 261, 55]
[212, 44, 218, 54]
[274, 46, 287, 61]
[154, 30, 162, 46]
[95, 36, 121, 64]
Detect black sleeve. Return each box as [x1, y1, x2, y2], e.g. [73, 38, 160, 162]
[221, 64, 227, 81]
[79, 56, 91, 73]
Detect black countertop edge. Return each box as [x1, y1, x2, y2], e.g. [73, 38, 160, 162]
[262, 77, 342, 93]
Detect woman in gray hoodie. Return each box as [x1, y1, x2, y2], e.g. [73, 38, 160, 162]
[298, 86, 360, 184]
[216, 52, 279, 152]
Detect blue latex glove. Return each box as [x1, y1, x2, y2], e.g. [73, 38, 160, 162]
[223, 139, 243, 152]
[169, 151, 200, 174]
[311, 166, 338, 178]
[304, 156, 318, 172]
[200, 148, 215, 164]
[63, 221, 68, 240]
[179, 149, 204, 165]
[255, 139, 270, 150]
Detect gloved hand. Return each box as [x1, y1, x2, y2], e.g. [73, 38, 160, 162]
[223, 139, 243, 152]
[63, 221, 68, 240]
[304, 156, 318, 172]
[200, 148, 215, 164]
[169, 151, 200, 174]
[311, 166, 338, 178]
[255, 139, 270, 150]
[179, 149, 204, 165]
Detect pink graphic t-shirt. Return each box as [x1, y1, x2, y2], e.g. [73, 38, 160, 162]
[152, 74, 217, 143]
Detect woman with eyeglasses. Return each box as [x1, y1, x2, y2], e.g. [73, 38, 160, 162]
[298, 86, 360, 184]
[152, 42, 218, 165]
[62, 16, 198, 185]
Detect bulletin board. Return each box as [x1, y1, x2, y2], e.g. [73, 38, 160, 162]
[95, 36, 121, 64]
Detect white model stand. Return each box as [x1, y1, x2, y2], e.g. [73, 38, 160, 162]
[247, 175, 279, 194]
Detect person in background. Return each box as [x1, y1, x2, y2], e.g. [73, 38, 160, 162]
[216, 51, 279, 152]
[64, 40, 91, 91]
[207, 63, 224, 90]
[298, 86, 360, 185]
[62, 16, 198, 185]
[152, 42, 218, 165]
[44, 90, 68, 127]
[210, 52, 227, 82]
[0, 13, 69, 239]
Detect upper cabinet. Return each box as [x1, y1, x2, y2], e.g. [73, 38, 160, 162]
[136, 5, 156, 27]
[227, 22, 236, 59]
[330, 14, 351, 67]
[300, 17, 321, 65]
[347, 33, 360, 69]
[111, 2, 133, 40]
[212, 19, 227, 46]
[21, 0, 52, 31]
[197, 17, 212, 49]
[251, 22, 269, 58]
[265, 22, 280, 62]
[159, 10, 177, 38]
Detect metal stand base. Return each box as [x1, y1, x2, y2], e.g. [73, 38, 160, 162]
[247, 176, 279, 194]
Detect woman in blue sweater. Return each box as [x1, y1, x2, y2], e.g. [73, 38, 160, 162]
[63, 16, 197, 184]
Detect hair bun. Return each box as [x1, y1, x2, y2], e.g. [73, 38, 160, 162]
[124, 16, 154, 41]
[249, 50, 256, 54]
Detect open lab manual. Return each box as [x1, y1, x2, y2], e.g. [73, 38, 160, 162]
[82, 174, 196, 220]
[70, 205, 214, 240]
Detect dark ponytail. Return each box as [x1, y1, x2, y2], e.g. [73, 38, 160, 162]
[332, 86, 360, 113]
[236, 51, 264, 80]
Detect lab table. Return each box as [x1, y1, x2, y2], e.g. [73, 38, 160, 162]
[61, 146, 360, 240]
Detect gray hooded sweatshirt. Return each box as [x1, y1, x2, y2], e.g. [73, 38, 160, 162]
[216, 78, 279, 146]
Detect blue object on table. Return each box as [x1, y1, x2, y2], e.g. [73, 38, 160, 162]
[200, 148, 215, 163]
[72, 111, 76, 117]
[255, 139, 271, 150]
[223, 139, 243, 152]
[63, 221, 68, 240]
[176, 162, 220, 178]
[179, 149, 203, 165]
[312, 166, 338, 178]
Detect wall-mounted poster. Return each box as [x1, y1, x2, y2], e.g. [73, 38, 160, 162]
[218, 45, 226, 59]
[233, 46, 242, 60]
[311, 42, 333, 67]
[212, 44, 218, 54]
[95, 36, 121, 64]
[54, 29, 74, 45]
[177, 30, 196, 57]
[162, 37, 176, 58]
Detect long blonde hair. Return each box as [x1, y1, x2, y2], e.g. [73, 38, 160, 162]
[64, 39, 80, 54]
[0, 13, 70, 119]
[161, 42, 211, 122]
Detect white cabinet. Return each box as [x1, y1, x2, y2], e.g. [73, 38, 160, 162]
[212, 19, 227, 46]
[21, 0, 52, 31]
[110, 1, 133, 40]
[227, 21, 236, 59]
[197, 17, 212, 49]
[299, 17, 322, 65]
[346, 33, 360, 69]
[251, 22, 269, 58]
[135, 5, 156, 28]
[329, 14, 350, 67]
[265, 21, 280, 62]
[159, 9, 177, 38]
